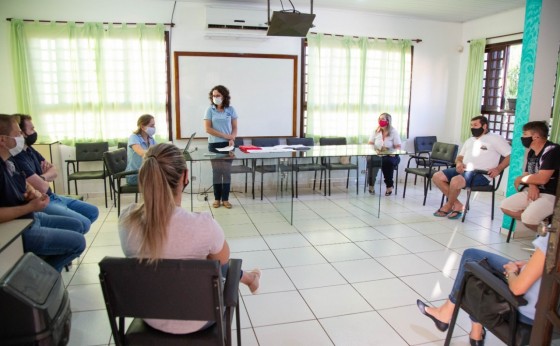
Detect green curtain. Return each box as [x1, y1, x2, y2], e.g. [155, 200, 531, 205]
[460, 38, 486, 141]
[306, 34, 412, 143]
[550, 50, 560, 143]
[10, 20, 167, 145]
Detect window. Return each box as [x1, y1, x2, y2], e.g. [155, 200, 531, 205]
[480, 41, 522, 140]
[11, 20, 170, 145]
[302, 35, 412, 143]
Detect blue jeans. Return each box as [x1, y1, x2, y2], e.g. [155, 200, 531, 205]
[450, 248, 533, 325]
[43, 194, 99, 233]
[209, 143, 233, 201]
[22, 213, 86, 272]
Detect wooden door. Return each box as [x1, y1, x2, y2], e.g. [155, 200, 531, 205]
[530, 183, 560, 344]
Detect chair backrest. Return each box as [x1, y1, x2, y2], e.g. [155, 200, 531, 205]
[252, 138, 280, 147]
[414, 136, 437, 153]
[319, 137, 346, 146]
[103, 148, 127, 176]
[234, 137, 244, 147]
[287, 138, 314, 146]
[75, 142, 109, 161]
[99, 257, 224, 333]
[431, 142, 458, 163]
[117, 142, 128, 149]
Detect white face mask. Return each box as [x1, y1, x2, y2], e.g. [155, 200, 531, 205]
[145, 127, 156, 137]
[9, 135, 25, 156]
[213, 97, 222, 106]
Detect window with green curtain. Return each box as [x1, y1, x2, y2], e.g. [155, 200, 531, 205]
[305, 34, 412, 143]
[10, 19, 168, 145]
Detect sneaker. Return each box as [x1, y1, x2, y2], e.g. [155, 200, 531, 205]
[368, 186, 375, 195]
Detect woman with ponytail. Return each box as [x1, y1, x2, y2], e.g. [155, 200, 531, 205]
[118, 143, 260, 335]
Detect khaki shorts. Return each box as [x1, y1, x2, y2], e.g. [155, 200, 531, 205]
[500, 190, 555, 225]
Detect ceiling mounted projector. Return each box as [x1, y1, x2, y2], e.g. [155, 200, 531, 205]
[267, 0, 315, 37]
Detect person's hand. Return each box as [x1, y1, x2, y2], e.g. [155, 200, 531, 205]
[487, 167, 500, 179]
[28, 193, 49, 211]
[228, 139, 234, 147]
[41, 160, 53, 173]
[24, 183, 42, 201]
[514, 176, 523, 190]
[527, 185, 540, 201]
[456, 163, 465, 174]
[503, 261, 519, 275]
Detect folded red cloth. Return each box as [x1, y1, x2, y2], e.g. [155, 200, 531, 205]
[239, 145, 261, 153]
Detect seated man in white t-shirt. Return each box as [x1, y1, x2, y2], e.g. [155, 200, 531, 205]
[432, 116, 511, 220]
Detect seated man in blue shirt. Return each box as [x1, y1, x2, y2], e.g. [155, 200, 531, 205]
[0, 114, 85, 272]
[13, 114, 99, 233]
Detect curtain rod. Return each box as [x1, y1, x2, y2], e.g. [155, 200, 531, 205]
[467, 31, 523, 43]
[6, 18, 174, 27]
[308, 32, 422, 43]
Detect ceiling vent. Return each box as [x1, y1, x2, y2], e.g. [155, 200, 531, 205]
[206, 7, 268, 31]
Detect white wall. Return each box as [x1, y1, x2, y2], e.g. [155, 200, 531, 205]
[0, 0, 525, 193]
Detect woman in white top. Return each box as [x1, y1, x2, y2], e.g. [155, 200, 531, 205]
[366, 113, 402, 196]
[119, 143, 260, 335]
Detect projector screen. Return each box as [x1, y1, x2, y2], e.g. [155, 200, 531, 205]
[174, 52, 297, 139]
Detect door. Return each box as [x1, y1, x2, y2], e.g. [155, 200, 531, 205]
[530, 182, 560, 344]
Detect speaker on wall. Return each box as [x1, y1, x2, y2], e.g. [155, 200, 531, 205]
[266, 11, 315, 37]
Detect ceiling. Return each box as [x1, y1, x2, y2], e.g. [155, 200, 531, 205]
[176, 0, 526, 23]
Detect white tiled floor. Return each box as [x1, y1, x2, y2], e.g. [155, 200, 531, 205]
[63, 180, 534, 345]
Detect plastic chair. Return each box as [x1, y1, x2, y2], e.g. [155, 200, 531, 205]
[251, 138, 280, 200]
[99, 257, 242, 346]
[230, 138, 252, 193]
[318, 137, 359, 196]
[280, 138, 325, 198]
[66, 142, 109, 208]
[103, 148, 139, 216]
[412, 136, 438, 185]
[444, 261, 532, 346]
[402, 142, 458, 205]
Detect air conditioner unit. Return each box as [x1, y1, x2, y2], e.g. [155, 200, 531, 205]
[206, 6, 268, 31]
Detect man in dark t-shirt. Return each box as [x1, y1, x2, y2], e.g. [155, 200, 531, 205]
[501, 121, 560, 231]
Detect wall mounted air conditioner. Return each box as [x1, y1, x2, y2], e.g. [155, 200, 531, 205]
[206, 6, 268, 31]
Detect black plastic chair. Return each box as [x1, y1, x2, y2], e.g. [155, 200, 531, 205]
[459, 156, 505, 222]
[402, 142, 458, 205]
[412, 136, 438, 185]
[99, 257, 242, 346]
[251, 138, 280, 200]
[444, 261, 532, 346]
[66, 142, 109, 208]
[103, 148, 139, 216]
[279, 138, 325, 198]
[230, 138, 252, 193]
[318, 137, 359, 196]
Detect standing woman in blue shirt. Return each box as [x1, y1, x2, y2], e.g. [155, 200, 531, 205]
[126, 114, 157, 185]
[204, 85, 238, 209]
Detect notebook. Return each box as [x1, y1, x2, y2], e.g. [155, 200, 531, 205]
[183, 132, 196, 154]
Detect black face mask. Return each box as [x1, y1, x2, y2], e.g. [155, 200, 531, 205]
[471, 127, 484, 138]
[25, 132, 38, 146]
[520, 136, 533, 148]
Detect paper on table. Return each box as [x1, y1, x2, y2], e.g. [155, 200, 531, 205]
[216, 145, 234, 152]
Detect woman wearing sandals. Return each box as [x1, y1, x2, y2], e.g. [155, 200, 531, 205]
[204, 85, 237, 209]
[417, 233, 549, 345]
[119, 143, 260, 334]
[367, 113, 401, 196]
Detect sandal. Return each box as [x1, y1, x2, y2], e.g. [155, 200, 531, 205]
[212, 200, 220, 208]
[385, 187, 393, 196]
[248, 269, 261, 294]
[222, 201, 232, 209]
[447, 210, 464, 220]
[433, 208, 451, 217]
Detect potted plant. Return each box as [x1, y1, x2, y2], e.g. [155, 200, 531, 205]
[506, 65, 519, 110]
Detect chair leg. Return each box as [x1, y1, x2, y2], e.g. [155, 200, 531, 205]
[74, 180, 78, 196]
[394, 168, 398, 194]
[103, 177, 108, 208]
[402, 172, 409, 198]
[244, 172, 248, 193]
[355, 168, 359, 195]
[461, 190, 472, 223]
[117, 191, 121, 216]
[260, 173, 264, 201]
[491, 191, 495, 220]
[507, 218, 516, 243]
[422, 176, 429, 206]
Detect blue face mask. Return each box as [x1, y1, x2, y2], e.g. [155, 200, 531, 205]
[213, 97, 222, 106]
[145, 127, 156, 137]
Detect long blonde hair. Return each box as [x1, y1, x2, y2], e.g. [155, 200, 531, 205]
[375, 112, 394, 135]
[120, 143, 186, 262]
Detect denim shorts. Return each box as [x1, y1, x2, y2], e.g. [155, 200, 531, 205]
[441, 168, 490, 187]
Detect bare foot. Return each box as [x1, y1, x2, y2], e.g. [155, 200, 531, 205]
[247, 269, 261, 294]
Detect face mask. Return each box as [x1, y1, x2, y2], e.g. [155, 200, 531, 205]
[471, 127, 484, 137]
[521, 136, 533, 148]
[145, 127, 156, 137]
[213, 97, 222, 106]
[9, 135, 25, 156]
[379, 120, 388, 127]
[25, 132, 38, 146]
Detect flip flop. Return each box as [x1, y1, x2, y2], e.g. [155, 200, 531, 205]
[447, 210, 464, 220]
[433, 208, 451, 217]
